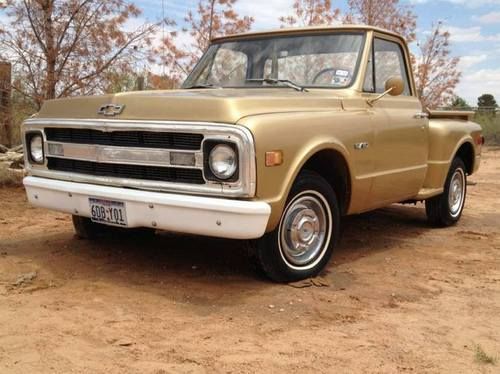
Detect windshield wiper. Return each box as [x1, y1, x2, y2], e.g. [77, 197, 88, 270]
[184, 83, 220, 89]
[246, 78, 309, 92]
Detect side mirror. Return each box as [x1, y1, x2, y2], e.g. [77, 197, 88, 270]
[367, 76, 405, 106]
[385, 76, 405, 96]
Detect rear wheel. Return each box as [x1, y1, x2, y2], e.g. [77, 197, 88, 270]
[425, 157, 467, 227]
[249, 170, 340, 282]
[72, 215, 155, 240]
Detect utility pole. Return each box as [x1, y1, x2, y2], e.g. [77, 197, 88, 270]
[0, 62, 12, 147]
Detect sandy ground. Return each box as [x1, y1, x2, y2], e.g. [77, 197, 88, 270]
[0, 148, 499, 374]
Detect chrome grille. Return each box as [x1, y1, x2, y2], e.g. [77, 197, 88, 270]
[47, 158, 205, 184]
[45, 128, 204, 150]
[24, 119, 256, 197]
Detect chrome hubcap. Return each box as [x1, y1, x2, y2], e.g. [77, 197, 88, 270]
[448, 168, 465, 217]
[280, 193, 330, 267]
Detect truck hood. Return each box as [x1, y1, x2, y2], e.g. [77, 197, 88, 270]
[37, 88, 347, 124]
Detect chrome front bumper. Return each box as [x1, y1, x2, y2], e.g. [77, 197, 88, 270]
[23, 176, 271, 239]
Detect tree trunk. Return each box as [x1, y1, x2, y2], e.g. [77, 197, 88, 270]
[42, 0, 57, 100]
[366, 0, 373, 25]
[0, 62, 12, 147]
[136, 76, 145, 91]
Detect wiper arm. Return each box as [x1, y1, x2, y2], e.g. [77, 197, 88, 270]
[184, 83, 220, 89]
[246, 78, 309, 92]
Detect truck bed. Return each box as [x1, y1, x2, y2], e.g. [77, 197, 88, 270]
[428, 110, 475, 122]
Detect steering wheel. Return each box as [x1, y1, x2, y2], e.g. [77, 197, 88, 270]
[312, 68, 348, 85]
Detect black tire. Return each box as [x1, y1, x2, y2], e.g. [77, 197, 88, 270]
[72, 215, 155, 240]
[425, 157, 467, 227]
[249, 170, 340, 282]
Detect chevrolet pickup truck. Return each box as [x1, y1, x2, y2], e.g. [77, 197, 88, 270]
[22, 25, 483, 282]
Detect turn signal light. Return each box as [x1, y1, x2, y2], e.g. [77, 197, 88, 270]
[265, 150, 283, 167]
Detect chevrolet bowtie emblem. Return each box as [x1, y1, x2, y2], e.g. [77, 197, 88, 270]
[98, 104, 125, 116]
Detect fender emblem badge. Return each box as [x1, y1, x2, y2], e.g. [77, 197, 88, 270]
[98, 104, 125, 116]
[354, 142, 369, 150]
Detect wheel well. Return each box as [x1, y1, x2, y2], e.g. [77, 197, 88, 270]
[456, 142, 474, 175]
[302, 149, 351, 215]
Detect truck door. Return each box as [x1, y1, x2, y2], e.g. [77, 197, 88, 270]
[364, 36, 428, 208]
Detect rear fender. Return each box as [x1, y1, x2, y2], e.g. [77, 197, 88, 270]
[424, 119, 480, 189]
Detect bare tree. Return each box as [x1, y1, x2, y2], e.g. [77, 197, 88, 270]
[279, 0, 340, 27]
[414, 22, 461, 109]
[345, 0, 417, 42]
[146, 72, 179, 90]
[0, 0, 159, 109]
[153, 0, 253, 86]
[183, 0, 254, 71]
[154, 27, 190, 86]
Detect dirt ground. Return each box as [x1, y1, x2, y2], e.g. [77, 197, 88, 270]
[0, 148, 499, 374]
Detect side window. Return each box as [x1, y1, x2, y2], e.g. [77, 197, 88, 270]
[364, 38, 411, 95]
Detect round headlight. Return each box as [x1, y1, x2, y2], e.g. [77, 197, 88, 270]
[29, 134, 44, 163]
[209, 144, 237, 180]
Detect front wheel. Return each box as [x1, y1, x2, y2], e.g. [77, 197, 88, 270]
[425, 157, 467, 227]
[249, 170, 340, 282]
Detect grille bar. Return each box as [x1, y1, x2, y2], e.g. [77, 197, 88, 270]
[45, 128, 204, 150]
[47, 157, 205, 185]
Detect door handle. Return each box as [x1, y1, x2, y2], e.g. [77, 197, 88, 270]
[414, 112, 429, 119]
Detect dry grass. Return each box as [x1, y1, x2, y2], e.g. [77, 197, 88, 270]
[474, 344, 498, 365]
[475, 113, 500, 145]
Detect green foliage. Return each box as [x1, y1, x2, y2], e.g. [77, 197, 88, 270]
[474, 112, 500, 145]
[477, 94, 498, 111]
[449, 96, 471, 110]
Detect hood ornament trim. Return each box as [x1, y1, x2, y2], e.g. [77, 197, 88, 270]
[98, 104, 125, 116]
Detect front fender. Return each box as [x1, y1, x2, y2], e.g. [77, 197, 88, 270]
[239, 111, 355, 231]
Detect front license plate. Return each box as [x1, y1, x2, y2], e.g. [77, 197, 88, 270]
[89, 198, 128, 227]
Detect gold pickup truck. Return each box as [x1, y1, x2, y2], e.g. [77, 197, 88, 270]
[22, 25, 483, 282]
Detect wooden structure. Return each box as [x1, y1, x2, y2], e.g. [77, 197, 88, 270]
[0, 62, 12, 147]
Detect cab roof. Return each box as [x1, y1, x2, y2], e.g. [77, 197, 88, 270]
[211, 24, 405, 44]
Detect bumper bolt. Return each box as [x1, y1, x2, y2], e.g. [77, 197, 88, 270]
[148, 204, 154, 209]
[152, 221, 157, 227]
[216, 220, 221, 226]
[68, 193, 72, 197]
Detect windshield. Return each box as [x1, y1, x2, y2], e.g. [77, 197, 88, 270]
[183, 32, 365, 89]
